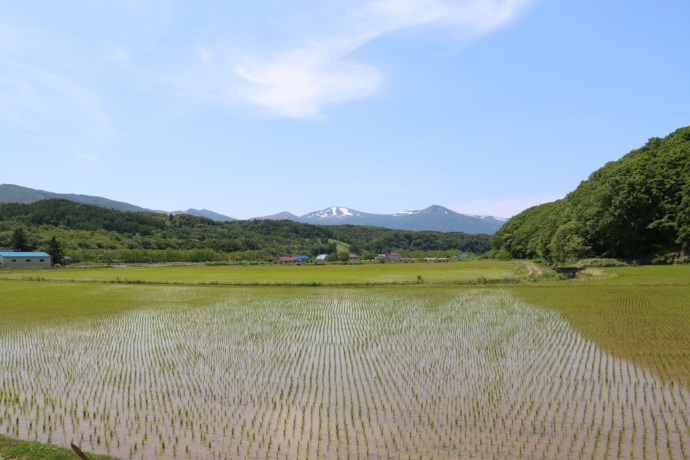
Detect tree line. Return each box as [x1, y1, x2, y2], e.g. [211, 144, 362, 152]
[0, 199, 491, 264]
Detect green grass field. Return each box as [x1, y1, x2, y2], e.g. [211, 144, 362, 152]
[513, 265, 690, 385]
[0, 260, 516, 285]
[583, 264, 690, 285]
[511, 284, 690, 384]
[1, 261, 690, 459]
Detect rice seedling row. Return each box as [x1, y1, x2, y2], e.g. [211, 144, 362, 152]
[0, 283, 688, 459]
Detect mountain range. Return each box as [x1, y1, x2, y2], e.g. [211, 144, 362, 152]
[254, 206, 506, 234]
[0, 184, 506, 234]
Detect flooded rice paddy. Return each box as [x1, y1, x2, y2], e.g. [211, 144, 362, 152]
[1, 287, 688, 459]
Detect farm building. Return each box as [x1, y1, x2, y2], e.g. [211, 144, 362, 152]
[292, 255, 310, 262]
[377, 253, 402, 261]
[0, 252, 52, 268]
[315, 254, 328, 263]
[277, 256, 299, 263]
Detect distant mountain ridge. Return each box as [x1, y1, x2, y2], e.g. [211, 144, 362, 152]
[255, 205, 507, 234]
[0, 183, 146, 212]
[165, 208, 236, 221]
[0, 184, 506, 234]
[0, 184, 237, 221]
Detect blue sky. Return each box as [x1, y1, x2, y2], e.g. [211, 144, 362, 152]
[2, 0, 689, 219]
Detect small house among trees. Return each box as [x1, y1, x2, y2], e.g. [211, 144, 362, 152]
[276, 256, 299, 263]
[376, 253, 402, 261]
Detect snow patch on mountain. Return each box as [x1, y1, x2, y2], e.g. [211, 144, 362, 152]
[255, 204, 507, 233]
[304, 206, 364, 219]
[460, 213, 508, 221]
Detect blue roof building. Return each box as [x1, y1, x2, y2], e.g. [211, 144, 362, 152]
[0, 252, 52, 268]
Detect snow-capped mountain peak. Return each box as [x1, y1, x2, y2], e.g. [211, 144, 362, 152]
[303, 206, 365, 219]
[253, 204, 507, 234]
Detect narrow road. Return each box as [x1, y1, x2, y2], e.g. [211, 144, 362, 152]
[524, 261, 547, 276]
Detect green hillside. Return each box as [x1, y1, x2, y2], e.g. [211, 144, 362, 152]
[0, 184, 145, 212]
[0, 199, 491, 263]
[492, 126, 690, 264]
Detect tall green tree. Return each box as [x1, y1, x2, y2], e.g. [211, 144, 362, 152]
[46, 236, 64, 265]
[12, 228, 30, 251]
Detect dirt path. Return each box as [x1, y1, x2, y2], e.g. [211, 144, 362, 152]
[524, 261, 547, 276]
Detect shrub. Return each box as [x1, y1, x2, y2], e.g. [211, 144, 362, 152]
[575, 258, 630, 268]
[650, 252, 690, 265]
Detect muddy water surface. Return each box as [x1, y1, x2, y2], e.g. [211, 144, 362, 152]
[0, 288, 688, 459]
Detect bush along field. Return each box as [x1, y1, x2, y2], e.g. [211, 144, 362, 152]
[1, 273, 690, 459]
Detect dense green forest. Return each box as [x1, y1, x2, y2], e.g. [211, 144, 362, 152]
[0, 199, 491, 263]
[492, 126, 690, 264]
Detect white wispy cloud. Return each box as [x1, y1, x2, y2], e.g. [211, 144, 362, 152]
[0, 62, 111, 138]
[176, 0, 531, 118]
[0, 1, 531, 128]
[0, 21, 112, 137]
[70, 151, 104, 174]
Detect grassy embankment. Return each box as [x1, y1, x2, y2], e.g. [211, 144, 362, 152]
[0, 434, 117, 460]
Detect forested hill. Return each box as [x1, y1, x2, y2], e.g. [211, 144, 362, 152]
[0, 199, 491, 261]
[0, 183, 146, 212]
[492, 126, 690, 264]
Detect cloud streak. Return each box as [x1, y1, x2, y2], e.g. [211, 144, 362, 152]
[177, 0, 531, 118]
[0, 21, 111, 138]
[0, 60, 111, 138]
[0, 0, 531, 129]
